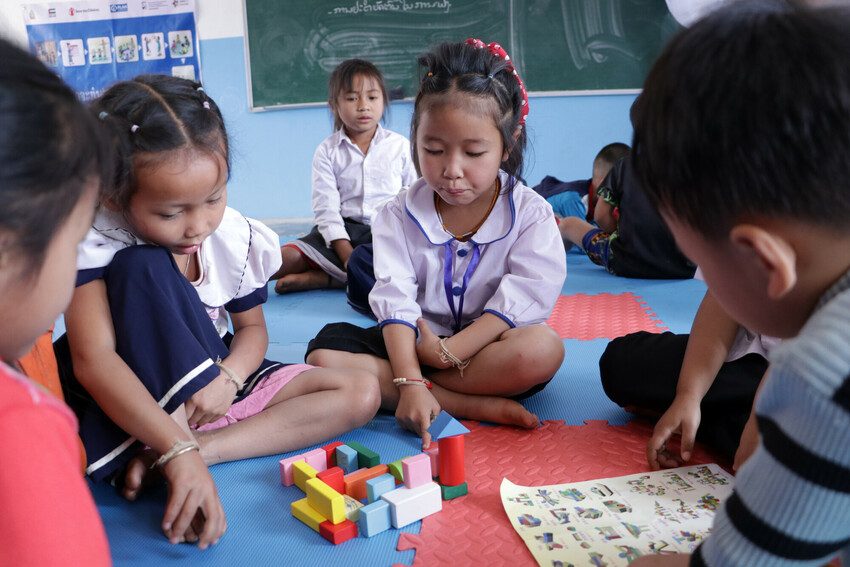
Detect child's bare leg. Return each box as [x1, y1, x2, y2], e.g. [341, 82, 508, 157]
[559, 216, 595, 248]
[194, 367, 380, 465]
[306, 349, 539, 428]
[429, 325, 565, 397]
[270, 245, 309, 281]
[275, 269, 339, 294]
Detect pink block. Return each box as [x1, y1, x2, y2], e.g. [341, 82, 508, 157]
[402, 453, 432, 489]
[304, 448, 328, 473]
[423, 445, 439, 477]
[279, 455, 306, 486]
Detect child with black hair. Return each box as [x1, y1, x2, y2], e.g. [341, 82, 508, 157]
[559, 154, 695, 279]
[627, 3, 850, 565]
[535, 142, 630, 222]
[58, 75, 380, 548]
[271, 58, 417, 293]
[0, 38, 110, 565]
[307, 39, 566, 448]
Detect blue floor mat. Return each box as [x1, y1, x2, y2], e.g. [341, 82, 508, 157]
[96, 252, 706, 565]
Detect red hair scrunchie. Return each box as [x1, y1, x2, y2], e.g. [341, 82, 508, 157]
[464, 37, 529, 125]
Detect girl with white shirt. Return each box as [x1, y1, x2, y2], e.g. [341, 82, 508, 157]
[272, 59, 418, 293]
[57, 76, 380, 548]
[307, 40, 567, 448]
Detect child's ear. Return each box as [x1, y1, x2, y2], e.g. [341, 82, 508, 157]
[502, 126, 522, 162]
[730, 224, 797, 300]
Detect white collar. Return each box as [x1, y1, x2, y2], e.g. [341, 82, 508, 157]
[333, 123, 388, 150]
[404, 170, 517, 246]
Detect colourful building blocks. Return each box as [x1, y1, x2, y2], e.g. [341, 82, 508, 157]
[319, 519, 358, 544]
[358, 499, 392, 537]
[366, 473, 396, 503]
[303, 448, 328, 473]
[345, 440, 381, 468]
[440, 481, 468, 500]
[316, 466, 345, 495]
[387, 459, 405, 484]
[321, 441, 344, 468]
[423, 445, 440, 476]
[438, 435, 465, 486]
[335, 444, 359, 474]
[342, 494, 363, 522]
[428, 411, 470, 440]
[305, 477, 345, 524]
[279, 454, 306, 486]
[292, 460, 318, 492]
[402, 453, 432, 489]
[343, 464, 390, 501]
[291, 497, 325, 532]
[381, 482, 442, 528]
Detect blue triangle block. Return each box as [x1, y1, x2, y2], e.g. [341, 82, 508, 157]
[428, 410, 470, 440]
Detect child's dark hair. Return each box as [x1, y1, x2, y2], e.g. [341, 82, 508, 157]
[632, 1, 850, 239]
[412, 41, 528, 188]
[328, 59, 388, 131]
[594, 143, 630, 168]
[0, 39, 111, 278]
[92, 75, 229, 210]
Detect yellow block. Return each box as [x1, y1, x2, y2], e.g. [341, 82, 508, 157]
[306, 477, 345, 524]
[291, 497, 324, 532]
[343, 494, 364, 522]
[293, 461, 318, 492]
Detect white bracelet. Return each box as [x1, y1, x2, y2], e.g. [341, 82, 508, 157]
[215, 358, 244, 391]
[151, 439, 200, 470]
[437, 338, 470, 377]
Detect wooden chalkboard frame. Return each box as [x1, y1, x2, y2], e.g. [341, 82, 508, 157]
[242, 0, 676, 111]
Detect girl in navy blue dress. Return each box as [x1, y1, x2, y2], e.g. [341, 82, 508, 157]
[58, 76, 380, 548]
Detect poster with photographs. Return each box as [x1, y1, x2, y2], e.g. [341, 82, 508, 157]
[501, 464, 734, 566]
[22, 1, 199, 102]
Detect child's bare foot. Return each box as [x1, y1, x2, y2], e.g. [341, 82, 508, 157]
[274, 270, 341, 294]
[437, 388, 539, 429]
[122, 448, 160, 501]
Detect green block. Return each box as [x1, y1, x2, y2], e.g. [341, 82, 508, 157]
[440, 482, 468, 501]
[387, 459, 404, 484]
[346, 441, 381, 468]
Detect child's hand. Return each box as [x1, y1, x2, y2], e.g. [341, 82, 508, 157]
[161, 449, 226, 549]
[395, 385, 441, 449]
[646, 395, 701, 470]
[415, 319, 451, 369]
[733, 412, 759, 472]
[185, 375, 237, 427]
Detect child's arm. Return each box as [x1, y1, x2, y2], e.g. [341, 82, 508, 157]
[331, 239, 355, 268]
[732, 367, 769, 471]
[66, 281, 225, 547]
[185, 305, 268, 427]
[384, 324, 441, 449]
[592, 197, 618, 233]
[415, 313, 510, 369]
[647, 290, 739, 470]
[311, 144, 350, 249]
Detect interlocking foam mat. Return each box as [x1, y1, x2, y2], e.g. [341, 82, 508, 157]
[90, 253, 708, 566]
[546, 292, 669, 340]
[396, 420, 723, 567]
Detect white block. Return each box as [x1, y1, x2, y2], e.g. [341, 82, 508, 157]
[380, 482, 442, 528]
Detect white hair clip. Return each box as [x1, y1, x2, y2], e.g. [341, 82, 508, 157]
[98, 111, 109, 120]
[130, 124, 140, 133]
[202, 101, 210, 109]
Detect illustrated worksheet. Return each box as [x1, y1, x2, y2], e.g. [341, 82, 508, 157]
[501, 464, 734, 566]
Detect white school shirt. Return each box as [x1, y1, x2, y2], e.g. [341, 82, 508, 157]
[77, 206, 282, 336]
[369, 171, 567, 336]
[312, 124, 418, 246]
[693, 268, 781, 361]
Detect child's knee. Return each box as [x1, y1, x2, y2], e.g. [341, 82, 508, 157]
[339, 369, 381, 422]
[305, 348, 339, 368]
[599, 339, 629, 403]
[106, 245, 174, 284]
[507, 326, 564, 382]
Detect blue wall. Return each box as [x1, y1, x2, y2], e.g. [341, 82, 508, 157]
[202, 36, 638, 220]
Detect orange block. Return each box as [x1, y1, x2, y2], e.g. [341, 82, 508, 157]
[343, 465, 389, 500]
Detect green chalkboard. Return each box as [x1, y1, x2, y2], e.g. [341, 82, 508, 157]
[244, 0, 680, 110]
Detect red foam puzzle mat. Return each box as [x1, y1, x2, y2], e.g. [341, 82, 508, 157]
[545, 293, 669, 340]
[396, 420, 723, 567]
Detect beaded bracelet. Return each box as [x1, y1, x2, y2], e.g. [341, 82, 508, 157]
[215, 358, 244, 391]
[151, 439, 200, 470]
[393, 377, 433, 390]
[437, 338, 470, 377]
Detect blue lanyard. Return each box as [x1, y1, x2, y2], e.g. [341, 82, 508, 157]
[442, 242, 481, 333]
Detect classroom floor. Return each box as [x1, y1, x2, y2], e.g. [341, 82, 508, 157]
[91, 248, 706, 566]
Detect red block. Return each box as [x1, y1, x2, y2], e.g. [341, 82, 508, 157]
[319, 519, 358, 544]
[321, 441, 345, 468]
[438, 435, 465, 486]
[316, 466, 345, 495]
